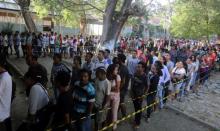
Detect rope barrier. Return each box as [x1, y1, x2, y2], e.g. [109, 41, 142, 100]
[99, 72, 212, 131]
[46, 68, 212, 131]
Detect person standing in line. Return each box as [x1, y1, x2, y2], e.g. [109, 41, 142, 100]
[127, 50, 140, 78]
[0, 53, 12, 131]
[51, 53, 71, 101]
[91, 50, 109, 80]
[49, 32, 55, 55]
[62, 36, 68, 58]
[42, 34, 47, 57]
[82, 52, 94, 72]
[20, 32, 27, 58]
[70, 56, 82, 87]
[19, 64, 49, 131]
[94, 67, 111, 130]
[13, 31, 20, 58]
[104, 49, 112, 65]
[26, 32, 32, 56]
[0, 33, 3, 53]
[130, 62, 148, 129]
[117, 54, 130, 117]
[72, 69, 95, 131]
[51, 71, 73, 131]
[8, 33, 14, 56]
[145, 63, 161, 123]
[3, 34, 9, 57]
[37, 33, 43, 57]
[106, 64, 121, 131]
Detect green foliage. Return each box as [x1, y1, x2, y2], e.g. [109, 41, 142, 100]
[171, 0, 220, 39]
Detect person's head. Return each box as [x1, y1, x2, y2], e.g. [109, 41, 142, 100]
[73, 56, 82, 68]
[96, 67, 107, 80]
[98, 50, 105, 61]
[24, 64, 48, 88]
[80, 69, 91, 85]
[55, 71, 71, 92]
[117, 53, 126, 64]
[136, 61, 146, 74]
[26, 55, 38, 66]
[176, 61, 184, 68]
[104, 49, 110, 58]
[112, 57, 119, 65]
[106, 64, 119, 80]
[191, 55, 196, 62]
[186, 58, 192, 64]
[158, 56, 166, 65]
[164, 53, 171, 61]
[85, 52, 93, 62]
[131, 50, 137, 58]
[53, 53, 62, 64]
[152, 62, 163, 76]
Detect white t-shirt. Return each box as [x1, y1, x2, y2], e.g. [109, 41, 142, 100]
[0, 72, 12, 122]
[172, 67, 186, 76]
[28, 83, 49, 115]
[109, 75, 121, 89]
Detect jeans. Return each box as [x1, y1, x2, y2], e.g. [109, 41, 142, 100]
[14, 45, 20, 58]
[146, 94, 156, 118]
[133, 98, 143, 125]
[73, 112, 92, 131]
[157, 85, 164, 109]
[163, 81, 170, 104]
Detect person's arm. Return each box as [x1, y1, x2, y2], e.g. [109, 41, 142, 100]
[115, 75, 121, 92]
[103, 81, 111, 108]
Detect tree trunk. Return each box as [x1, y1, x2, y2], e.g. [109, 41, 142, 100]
[16, 0, 37, 32]
[21, 9, 37, 32]
[80, 16, 86, 35]
[100, 0, 133, 52]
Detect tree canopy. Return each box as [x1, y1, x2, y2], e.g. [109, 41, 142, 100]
[171, 0, 220, 39]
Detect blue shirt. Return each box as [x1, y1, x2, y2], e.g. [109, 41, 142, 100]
[72, 81, 95, 114]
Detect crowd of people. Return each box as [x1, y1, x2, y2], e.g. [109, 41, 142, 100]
[1, 31, 220, 131]
[0, 31, 100, 59]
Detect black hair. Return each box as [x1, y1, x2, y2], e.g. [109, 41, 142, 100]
[117, 54, 126, 63]
[106, 64, 118, 80]
[53, 53, 62, 60]
[112, 57, 119, 65]
[138, 61, 146, 70]
[80, 69, 91, 81]
[154, 61, 163, 76]
[86, 52, 93, 58]
[74, 55, 82, 65]
[55, 71, 71, 87]
[105, 49, 110, 54]
[25, 64, 48, 85]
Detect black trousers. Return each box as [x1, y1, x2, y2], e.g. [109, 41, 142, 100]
[146, 94, 156, 118]
[0, 117, 12, 131]
[132, 98, 143, 125]
[163, 81, 170, 104]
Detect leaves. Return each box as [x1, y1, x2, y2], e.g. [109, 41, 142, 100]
[171, 0, 220, 39]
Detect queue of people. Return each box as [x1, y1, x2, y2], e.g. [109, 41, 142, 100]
[0, 35, 220, 131]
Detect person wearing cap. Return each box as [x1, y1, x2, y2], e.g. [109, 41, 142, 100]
[94, 67, 111, 130]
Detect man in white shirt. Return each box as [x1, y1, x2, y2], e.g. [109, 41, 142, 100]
[0, 54, 12, 131]
[91, 50, 109, 80]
